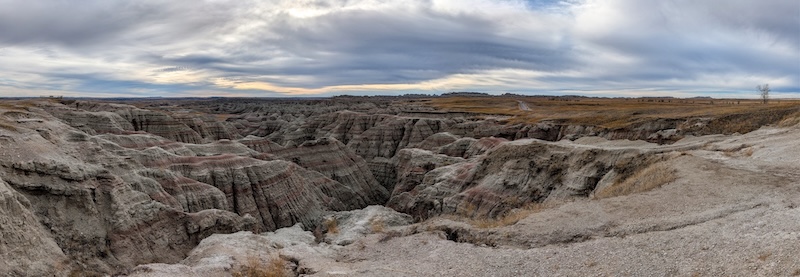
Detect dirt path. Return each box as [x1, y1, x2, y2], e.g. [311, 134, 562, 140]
[517, 100, 531, 111]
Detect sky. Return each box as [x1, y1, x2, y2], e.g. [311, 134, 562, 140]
[0, 0, 798, 98]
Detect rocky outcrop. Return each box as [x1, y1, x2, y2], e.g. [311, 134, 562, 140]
[130, 205, 415, 276]
[5, 97, 793, 276]
[172, 113, 241, 141]
[130, 224, 315, 277]
[50, 110, 135, 135]
[347, 116, 447, 160]
[268, 111, 449, 160]
[0, 103, 257, 274]
[137, 169, 229, 213]
[389, 148, 466, 197]
[254, 137, 389, 205]
[321, 205, 413, 246]
[368, 157, 398, 192]
[412, 132, 459, 151]
[114, 109, 204, 144]
[96, 133, 172, 149]
[4, 158, 256, 272]
[388, 139, 664, 219]
[239, 135, 286, 153]
[0, 176, 68, 277]
[439, 136, 508, 158]
[275, 110, 382, 145]
[143, 153, 362, 231]
[49, 102, 205, 143]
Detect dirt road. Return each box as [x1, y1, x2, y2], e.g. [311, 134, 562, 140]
[517, 100, 531, 111]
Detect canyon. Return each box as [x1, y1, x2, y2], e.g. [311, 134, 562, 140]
[1, 95, 799, 276]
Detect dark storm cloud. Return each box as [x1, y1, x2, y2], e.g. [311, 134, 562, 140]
[574, 0, 799, 88]
[263, 10, 572, 85]
[0, 1, 239, 48]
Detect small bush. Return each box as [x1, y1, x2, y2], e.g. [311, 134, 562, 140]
[324, 218, 338, 234]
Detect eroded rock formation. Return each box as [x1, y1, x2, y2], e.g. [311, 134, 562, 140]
[3, 96, 796, 275]
[387, 139, 666, 219]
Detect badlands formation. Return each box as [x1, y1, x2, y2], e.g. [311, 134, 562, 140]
[1, 96, 799, 276]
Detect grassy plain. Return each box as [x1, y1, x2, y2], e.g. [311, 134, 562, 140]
[424, 96, 800, 130]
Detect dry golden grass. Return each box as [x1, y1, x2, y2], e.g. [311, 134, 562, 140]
[0, 100, 40, 132]
[466, 201, 560, 229]
[369, 217, 386, 233]
[778, 111, 800, 127]
[232, 256, 290, 277]
[0, 120, 17, 131]
[426, 96, 800, 130]
[323, 218, 339, 234]
[594, 162, 678, 199]
[424, 97, 522, 116]
[0, 99, 51, 111]
[721, 144, 753, 157]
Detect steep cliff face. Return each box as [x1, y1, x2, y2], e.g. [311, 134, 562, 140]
[0, 145, 255, 273]
[54, 101, 245, 144]
[0, 177, 68, 277]
[438, 137, 508, 158]
[2, 101, 394, 273]
[388, 139, 664, 220]
[49, 101, 205, 143]
[172, 113, 241, 141]
[50, 109, 135, 135]
[137, 169, 229, 213]
[412, 132, 459, 152]
[0, 102, 256, 273]
[267, 111, 450, 161]
[251, 137, 390, 205]
[141, 152, 364, 230]
[114, 109, 204, 144]
[346, 116, 447, 160]
[389, 148, 466, 197]
[276, 110, 382, 145]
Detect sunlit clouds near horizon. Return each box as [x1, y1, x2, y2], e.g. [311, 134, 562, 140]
[0, 0, 797, 98]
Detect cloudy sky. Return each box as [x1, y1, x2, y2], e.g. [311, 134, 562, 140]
[0, 0, 797, 98]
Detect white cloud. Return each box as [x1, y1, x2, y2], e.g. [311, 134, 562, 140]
[0, 0, 796, 97]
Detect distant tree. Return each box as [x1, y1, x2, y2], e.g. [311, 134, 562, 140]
[757, 84, 770, 104]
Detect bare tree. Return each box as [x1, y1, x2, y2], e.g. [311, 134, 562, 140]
[757, 84, 770, 104]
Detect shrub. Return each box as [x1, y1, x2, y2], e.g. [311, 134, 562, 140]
[323, 218, 338, 234]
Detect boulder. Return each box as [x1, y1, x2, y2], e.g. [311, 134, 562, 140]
[321, 205, 413, 246]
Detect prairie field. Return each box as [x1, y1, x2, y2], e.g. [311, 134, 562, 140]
[425, 96, 800, 129]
